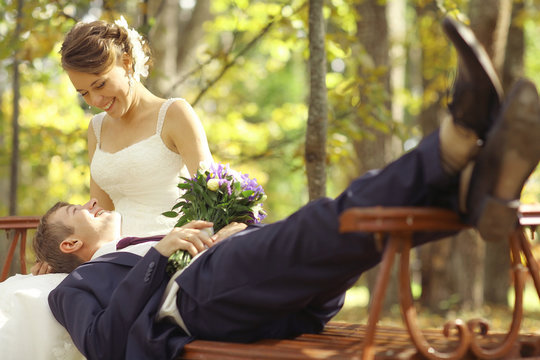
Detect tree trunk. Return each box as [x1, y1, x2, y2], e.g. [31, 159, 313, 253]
[0, 86, 12, 275]
[2, 0, 24, 277]
[147, 0, 181, 96]
[419, 239, 452, 312]
[411, 2, 456, 312]
[388, 0, 407, 125]
[10, 59, 19, 216]
[501, 0, 524, 92]
[354, 0, 400, 314]
[451, 230, 485, 311]
[175, 0, 211, 74]
[146, 0, 212, 99]
[484, 0, 521, 306]
[0, 80, 7, 210]
[469, 0, 512, 73]
[305, 0, 328, 201]
[9, 0, 23, 216]
[353, 0, 395, 177]
[420, 231, 484, 312]
[469, 0, 514, 306]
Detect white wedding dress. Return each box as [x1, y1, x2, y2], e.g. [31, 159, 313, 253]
[0, 273, 83, 360]
[0, 98, 191, 359]
[91, 97, 191, 237]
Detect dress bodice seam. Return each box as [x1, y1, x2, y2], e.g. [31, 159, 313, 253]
[91, 98, 184, 156]
[94, 134, 179, 157]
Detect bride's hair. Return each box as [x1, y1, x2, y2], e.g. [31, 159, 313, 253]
[60, 19, 152, 76]
[33, 202, 83, 273]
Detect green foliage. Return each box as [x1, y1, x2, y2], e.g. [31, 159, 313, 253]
[1, 47, 90, 216]
[3, 0, 540, 223]
[0, 0, 87, 62]
[180, 1, 311, 220]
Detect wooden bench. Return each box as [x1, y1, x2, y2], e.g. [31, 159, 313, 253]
[181, 321, 540, 359]
[2, 208, 540, 359]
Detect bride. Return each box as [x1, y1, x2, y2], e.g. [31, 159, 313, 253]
[0, 17, 213, 359]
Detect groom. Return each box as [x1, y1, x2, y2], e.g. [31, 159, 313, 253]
[35, 18, 540, 360]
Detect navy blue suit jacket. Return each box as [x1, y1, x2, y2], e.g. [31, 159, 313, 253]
[49, 247, 193, 360]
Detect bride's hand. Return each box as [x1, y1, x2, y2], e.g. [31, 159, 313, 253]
[31, 261, 52, 275]
[211, 222, 247, 243]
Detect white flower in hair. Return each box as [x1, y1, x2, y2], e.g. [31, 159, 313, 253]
[114, 16, 149, 82]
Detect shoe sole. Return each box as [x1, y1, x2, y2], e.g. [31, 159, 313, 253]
[468, 79, 540, 241]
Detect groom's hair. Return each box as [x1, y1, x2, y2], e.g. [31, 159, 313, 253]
[33, 202, 84, 273]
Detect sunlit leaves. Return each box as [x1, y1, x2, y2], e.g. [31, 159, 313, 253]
[4, 0, 540, 219]
[1, 48, 89, 215]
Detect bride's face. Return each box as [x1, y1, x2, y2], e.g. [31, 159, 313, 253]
[66, 63, 132, 117]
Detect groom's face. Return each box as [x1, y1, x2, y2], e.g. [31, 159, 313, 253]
[50, 201, 121, 246]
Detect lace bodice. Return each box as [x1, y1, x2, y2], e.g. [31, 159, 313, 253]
[91, 98, 190, 237]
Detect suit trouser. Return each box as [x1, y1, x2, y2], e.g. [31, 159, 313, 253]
[176, 131, 461, 342]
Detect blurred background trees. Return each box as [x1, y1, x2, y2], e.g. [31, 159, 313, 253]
[2, 0, 540, 318]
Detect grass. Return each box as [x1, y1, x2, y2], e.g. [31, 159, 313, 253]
[333, 283, 540, 334]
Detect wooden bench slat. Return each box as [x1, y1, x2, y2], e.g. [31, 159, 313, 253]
[181, 321, 540, 359]
[179, 322, 460, 359]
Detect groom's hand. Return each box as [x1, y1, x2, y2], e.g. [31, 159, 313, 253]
[211, 222, 247, 243]
[154, 220, 214, 257]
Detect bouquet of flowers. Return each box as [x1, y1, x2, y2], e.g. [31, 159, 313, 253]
[163, 162, 266, 275]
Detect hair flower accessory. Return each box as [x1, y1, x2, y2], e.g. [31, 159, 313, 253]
[114, 15, 149, 82]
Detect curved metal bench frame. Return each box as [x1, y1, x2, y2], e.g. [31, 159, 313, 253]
[339, 206, 540, 360]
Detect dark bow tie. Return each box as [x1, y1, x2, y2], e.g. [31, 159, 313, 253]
[116, 235, 164, 250]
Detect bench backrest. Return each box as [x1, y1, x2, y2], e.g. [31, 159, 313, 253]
[0, 216, 40, 281]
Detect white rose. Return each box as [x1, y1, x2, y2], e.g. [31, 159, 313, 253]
[199, 160, 211, 172]
[251, 203, 263, 216]
[207, 178, 220, 191]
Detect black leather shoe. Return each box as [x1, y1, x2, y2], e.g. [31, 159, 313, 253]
[466, 78, 540, 242]
[443, 17, 504, 141]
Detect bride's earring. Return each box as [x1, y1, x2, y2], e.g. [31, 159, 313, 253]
[127, 73, 134, 96]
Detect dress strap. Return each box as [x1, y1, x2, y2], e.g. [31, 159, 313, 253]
[156, 98, 184, 135]
[91, 113, 106, 144]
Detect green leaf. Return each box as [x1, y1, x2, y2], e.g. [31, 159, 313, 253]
[175, 218, 190, 227]
[178, 183, 192, 190]
[183, 193, 198, 202]
[172, 201, 188, 210]
[200, 190, 216, 207]
[162, 211, 179, 218]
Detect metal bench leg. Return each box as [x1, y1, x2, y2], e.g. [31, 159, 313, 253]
[361, 235, 399, 360]
[399, 235, 471, 360]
